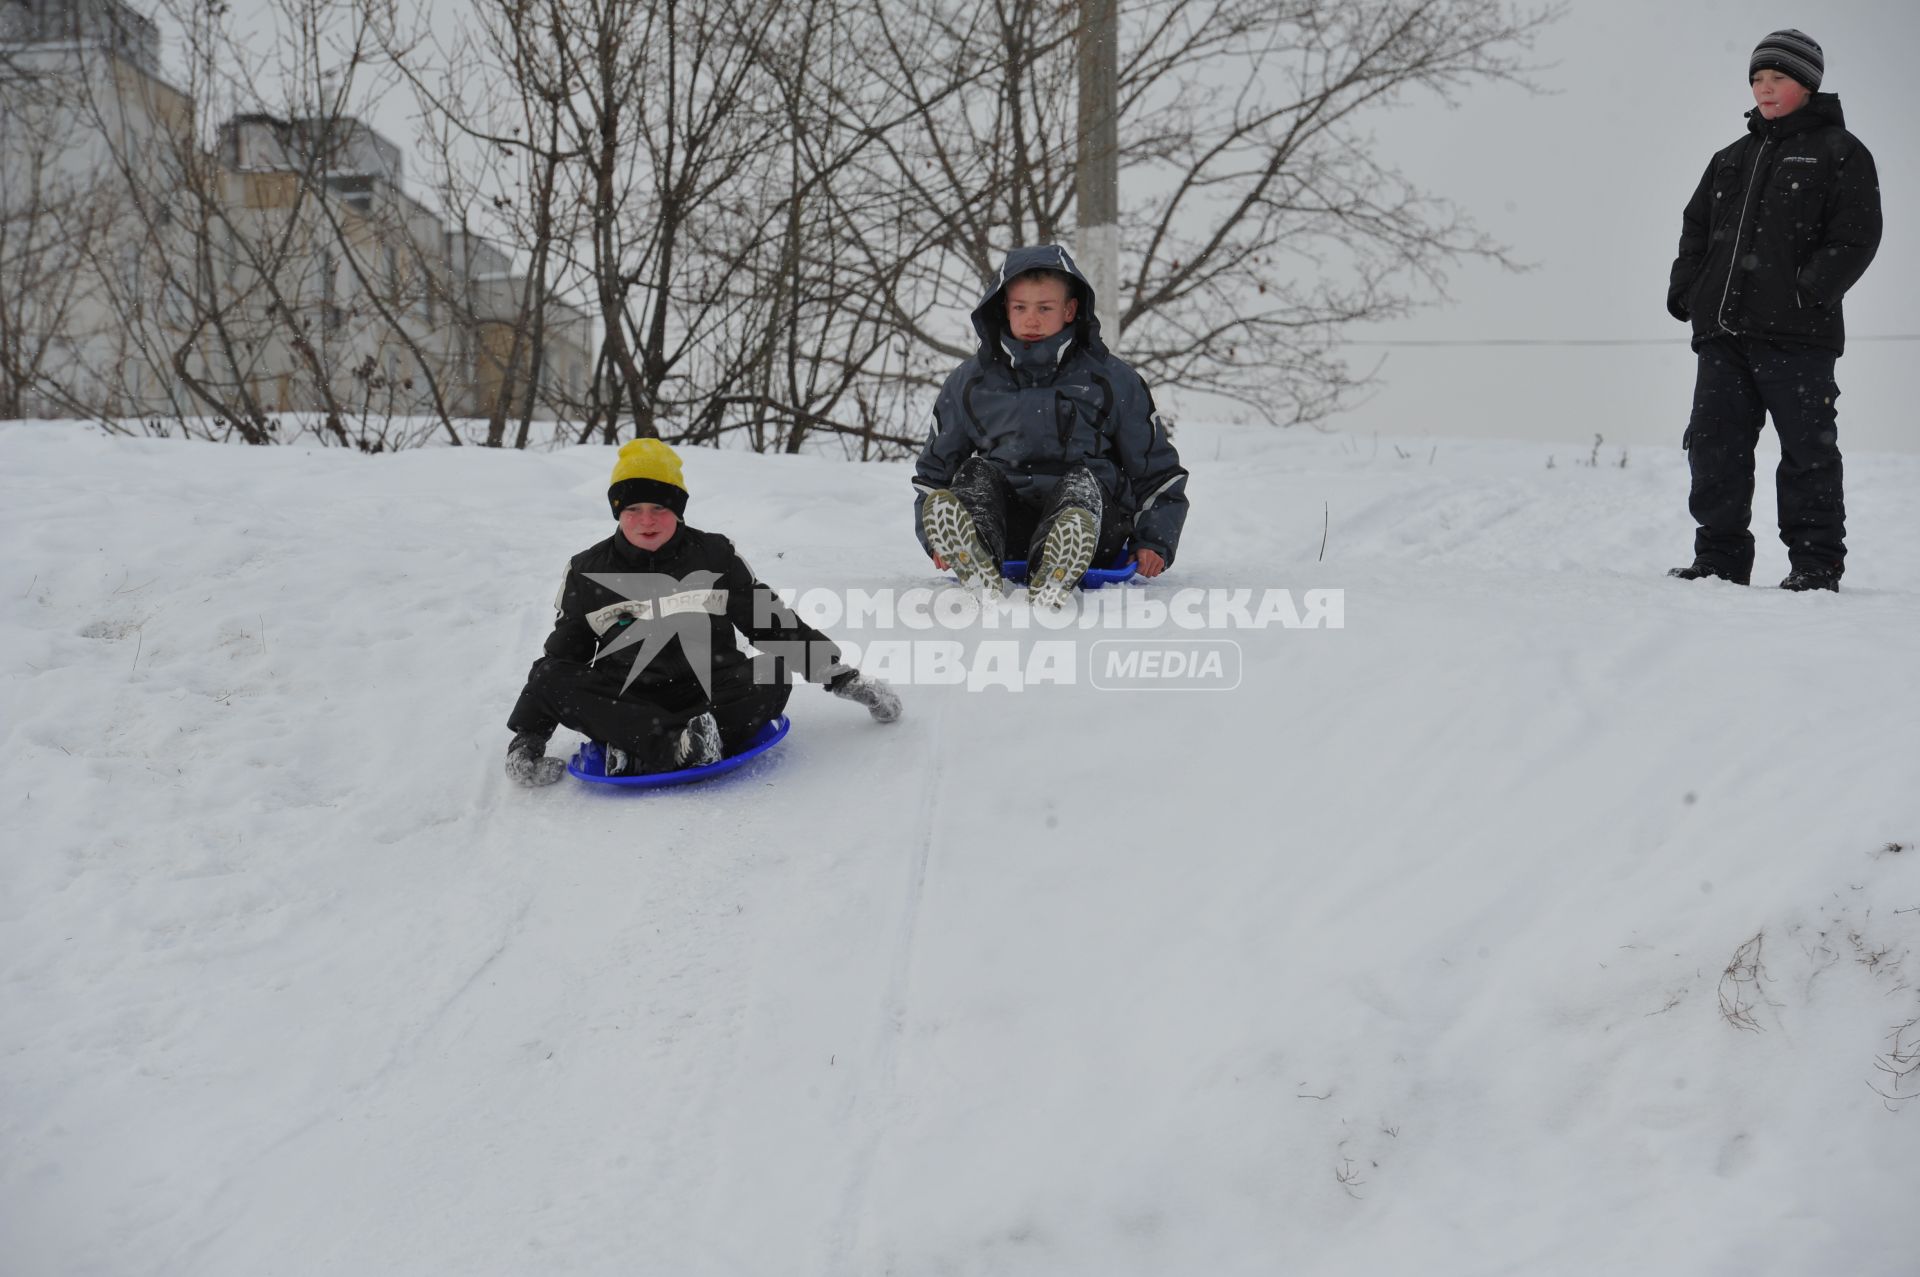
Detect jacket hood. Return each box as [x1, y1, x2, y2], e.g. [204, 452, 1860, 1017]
[969, 244, 1108, 365]
[1746, 91, 1845, 135]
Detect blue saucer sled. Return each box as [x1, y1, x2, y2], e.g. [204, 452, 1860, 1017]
[988, 552, 1138, 590]
[568, 715, 791, 789]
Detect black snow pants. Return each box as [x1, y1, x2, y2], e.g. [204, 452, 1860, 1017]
[1684, 337, 1846, 577]
[508, 652, 793, 770]
[948, 456, 1131, 569]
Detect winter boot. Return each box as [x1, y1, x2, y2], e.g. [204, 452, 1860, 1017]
[1030, 506, 1098, 610]
[923, 489, 1003, 595]
[1779, 566, 1841, 592]
[673, 711, 725, 768]
[1667, 559, 1750, 586]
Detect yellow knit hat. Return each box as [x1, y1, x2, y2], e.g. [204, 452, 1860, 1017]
[607, 438, 688, 518]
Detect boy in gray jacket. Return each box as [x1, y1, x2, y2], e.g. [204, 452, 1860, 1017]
[914, 245, 1189, 607]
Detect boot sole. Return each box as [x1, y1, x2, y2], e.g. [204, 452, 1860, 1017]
[1030, 507, 1098, 610]
[1667, 567, 1750, 586]
[924, 490, 1002, 595]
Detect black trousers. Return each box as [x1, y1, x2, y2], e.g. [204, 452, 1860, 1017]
[1684, 337, 1846, 576]
[509, 653, 793, 770]
[949, 456, 1130, 568]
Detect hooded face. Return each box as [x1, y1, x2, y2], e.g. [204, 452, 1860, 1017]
[1750, 67, 1811, 119]
[618, 502, 679, 551]
[1005, 274, 1078, 344]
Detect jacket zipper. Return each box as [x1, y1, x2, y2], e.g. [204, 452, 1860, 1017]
[1715, 134, 1770, 335]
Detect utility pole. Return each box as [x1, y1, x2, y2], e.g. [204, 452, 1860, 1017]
[1075, 0, 1119, 336]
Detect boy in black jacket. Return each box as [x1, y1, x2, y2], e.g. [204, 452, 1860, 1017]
[1666, 29, 1881, 591]
[914, 245, 1189, 608]
[505, 439, 901, 786]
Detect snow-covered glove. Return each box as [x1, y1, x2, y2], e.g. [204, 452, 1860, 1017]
[505, 730, 566, 787]
[826, 668, 902, 723]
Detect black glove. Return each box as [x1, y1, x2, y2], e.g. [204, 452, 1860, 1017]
[505, 730, 566, 787]
[826, 667, 902, 723]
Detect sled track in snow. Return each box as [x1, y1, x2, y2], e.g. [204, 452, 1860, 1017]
[827, 692, 950, 1270]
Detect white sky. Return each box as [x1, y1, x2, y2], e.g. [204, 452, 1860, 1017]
[1314, 0, 1920, 453]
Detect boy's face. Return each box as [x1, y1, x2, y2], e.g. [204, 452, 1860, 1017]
[1005, 276, 1078, 344]
[618, 502, 679, 551]
[1750, 68, 1810, 119]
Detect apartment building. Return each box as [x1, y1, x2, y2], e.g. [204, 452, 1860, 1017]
[1, 0, 591, 430]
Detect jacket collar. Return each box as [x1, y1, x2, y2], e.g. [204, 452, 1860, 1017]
[610, 523, 688, 567]
[1001, 327, 1078, 380]
[1746, 91, 1845, 138]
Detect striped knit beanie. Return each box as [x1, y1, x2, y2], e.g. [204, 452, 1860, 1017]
[1750, 29, 1823, 92]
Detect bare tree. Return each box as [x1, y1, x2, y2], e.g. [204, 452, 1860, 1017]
[7, 0, 561, 446]
[837, 0, 1556, 425]
[192, 0, 475, 448]
[387, 0, 788, 446]
[714, 0, 958, 458]
[375, 0, 587, 448]
[564, 0, 799, 440]
[11, 0, 1554, 446]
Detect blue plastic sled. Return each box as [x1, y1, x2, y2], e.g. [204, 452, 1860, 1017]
[989, 551, 1139, 590]
[568, 715, 791, 789]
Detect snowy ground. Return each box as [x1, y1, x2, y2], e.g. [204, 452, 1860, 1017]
[3, 420, 1917, 1276]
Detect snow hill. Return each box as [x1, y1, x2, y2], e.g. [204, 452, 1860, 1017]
[3, 420, 1917, 1276]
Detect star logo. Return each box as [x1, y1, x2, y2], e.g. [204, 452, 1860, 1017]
[582, 571, 729, 699]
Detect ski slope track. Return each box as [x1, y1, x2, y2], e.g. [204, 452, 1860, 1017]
[2, 421, 1917, 1276]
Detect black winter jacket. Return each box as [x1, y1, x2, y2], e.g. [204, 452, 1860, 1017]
[509, 524, 841, 731]
[1667, 94, 1881, 354]
[914, 245, 1190, 564]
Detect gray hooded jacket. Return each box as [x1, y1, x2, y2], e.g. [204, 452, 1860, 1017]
[913, 245, 1189, 564]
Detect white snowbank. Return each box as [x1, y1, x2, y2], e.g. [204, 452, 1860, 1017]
[3, 420, 1916, 1275]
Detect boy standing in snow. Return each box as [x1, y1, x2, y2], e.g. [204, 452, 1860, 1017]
[1666, 29, 1881, 592]
[505, 439, 901, 786]
[914, 245, 1189, 608]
